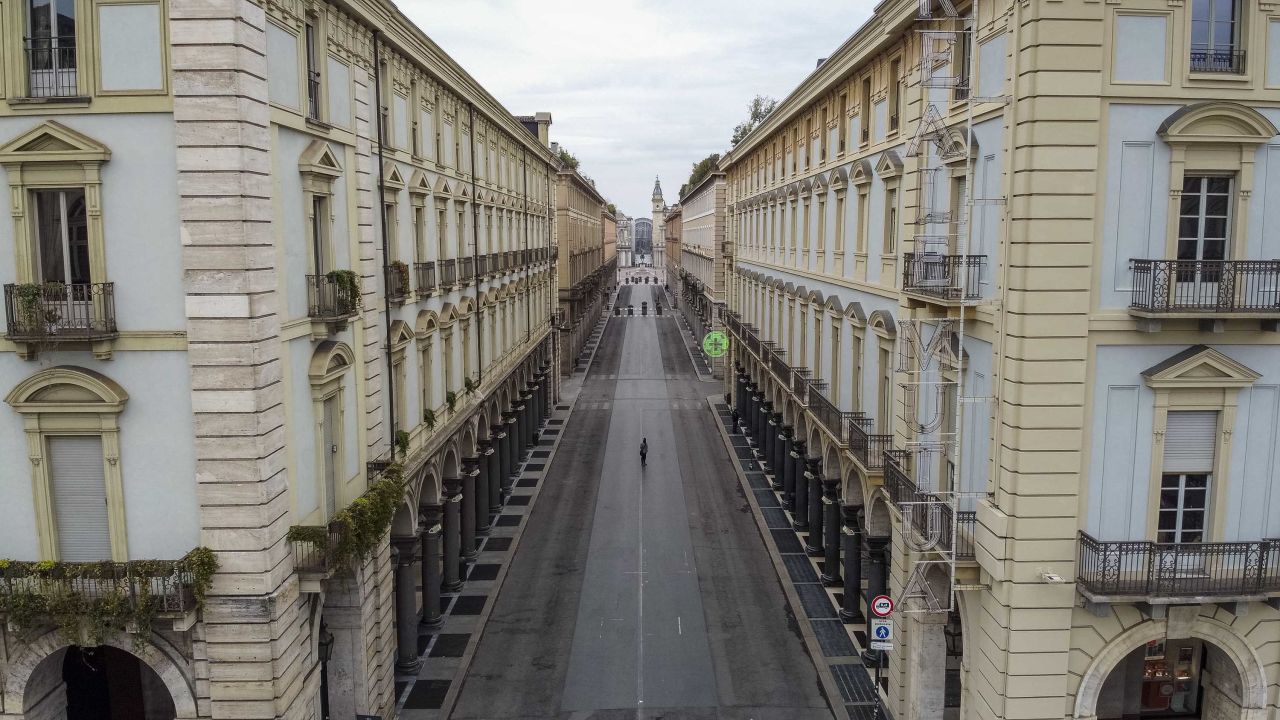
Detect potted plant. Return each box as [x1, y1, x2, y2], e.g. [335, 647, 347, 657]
[13, 282, 63, 334]
[394, 429, 410, 455]
[325, 270, 362, 314]
[463, 376, 477, 396]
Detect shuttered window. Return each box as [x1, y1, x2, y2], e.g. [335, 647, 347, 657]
[1163, 411, 1218, 473]
[47, 435, 111, 561]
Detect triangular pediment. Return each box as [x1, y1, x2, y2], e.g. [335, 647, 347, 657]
[1142, 345, 1260, 389]
[875, 150, 903, 178]
[409, 169, 432, 194]
[0, 121, 111, 165]
[434, 177, 452, 196]
[299, 140, 343, 177]
[382, 162, 405, 188]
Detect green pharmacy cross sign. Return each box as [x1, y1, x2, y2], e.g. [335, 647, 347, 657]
[703, 331, 729, 358]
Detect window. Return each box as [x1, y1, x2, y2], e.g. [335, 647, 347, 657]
[889, 59, 901, 132]
[791, 129, 798, 174]
[305, 19, 321, 120]
[860, 78, 872, 144]
[950, 176, 968, 252]
[312, 195, 332, 274]
[414, 205, 427, 261]
[835, 192, 846, 256]
[309, 343, 353, 522]
[26, 0, 78, 97]
[1178, 176, 1230, 264]
[1158, 411, 1217, 543]
[33, 188, 89, 286]
[878, 346, 893, 430]
[884, 187, 899, 253]
[804, 118, 812, 169]
[837, 93, 848, 153]
[1189, 0, 1242, 73]
[954, 22, 972, 100]
[819, 107, 828, 162]
[48, 436, 110, 561]
[383, 201, 398, 262]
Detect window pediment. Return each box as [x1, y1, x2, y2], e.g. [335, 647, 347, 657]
[6, 366, 128, 413]
[0, 121, 111, 166]
[851, 159, 873, 187]
[309, 340, 354, 385]
[382, 162, 405, 189]
[1159, 102, 1277, 146]
[299, 140, 343, 178]
[1142, 345, 1260, 390]
[875, 151, 902, 179]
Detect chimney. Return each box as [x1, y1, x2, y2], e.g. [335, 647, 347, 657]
[534, 111, 552, 147]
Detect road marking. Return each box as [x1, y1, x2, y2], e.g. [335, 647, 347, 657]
[677, 616, 682, 635]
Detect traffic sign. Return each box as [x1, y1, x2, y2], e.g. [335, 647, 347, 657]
[703, 330, 729, 358]
[870, 618, 893, 651]
[871, 594, 894, 617]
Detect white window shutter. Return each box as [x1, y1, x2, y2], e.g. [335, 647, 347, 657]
[48, 436, 112, 561]
[1163, 411, 1218, 474]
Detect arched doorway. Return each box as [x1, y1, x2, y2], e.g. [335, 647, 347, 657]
[26, 645, 177, 720]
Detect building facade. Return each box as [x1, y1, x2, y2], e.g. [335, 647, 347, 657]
[603, 208, 618, 295]
[633, 217, 653, 261]
[721, 1, 1280, 720]
[0, 0, 566, 717]
[555, 169, 612, 375]
[651, 175, 667, 276]
[677, 172, 728, 376]
[616, 211, 633, 268]
[664, 205, 682, 286]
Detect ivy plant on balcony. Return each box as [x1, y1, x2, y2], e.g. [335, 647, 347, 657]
[446, 390, 458, 412]
[423, 408, 437, 431]
[463, 376, 477, 396]
[325, 270, 363, 313]
[286, 463, 406, 569]
[394, 429, 410, 455]
[12, 282, 63, 334]
[0, 547, 218, 650]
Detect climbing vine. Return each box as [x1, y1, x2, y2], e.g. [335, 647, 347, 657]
[0, 547, 218, 650]
[11, 282, 63, 332]
[286, 463, 406, 570]
[423, 408, 437, 431]
[325, 269, 362, 313]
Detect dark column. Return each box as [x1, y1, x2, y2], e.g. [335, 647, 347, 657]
[419, 509, 443, 628]
[487, 425, 504, 512]
[779, 427, 795, 507]
[503, 411, 519, 495]
[791, 440, 808, 528]
[512, 400, 526, 465]
[840, 506, 863, 623]
[522, 389, 535, 450]
[761, 402, 773, 461]
[475, 441, 492, 533]
[862, 535, 890, 664]
[821, 480, 842, 585]
[392, 538, 422, 673]
[441, 476, 463, 592]
[768, 412, 783, 488]
[746, 387, 758, 441]
[803, 457, 823, 551]
[461, 457, 479, 562]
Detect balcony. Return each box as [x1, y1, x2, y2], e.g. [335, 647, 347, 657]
[789, 367, 813, 404]
[1077, 531, 1280, 602]
[459, 257, 475, 284]
[882, 450, 963, 554]
[414, 261, 438, 296]
[848, 415, 892, 472]
[956, 511, 977, 560]
[290, 524, 345, 582]
[385, 262, 410, 302]
[1189, 46, 1245, 74]
[809, 389, 861, 449]
[24, 36, 80, 99]
[1128, 259, 1280, 324]
[768, 346, 791, 381]
[439, 258, 458, 288]
[4, 282, 118, 345]
[903, 253, 985, 303]
[0, 549, 216, 632]
[307, 273, 360, 322]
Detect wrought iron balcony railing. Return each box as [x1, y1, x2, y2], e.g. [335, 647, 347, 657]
[25, 36, 78, 98]
[307, 273, 360, 320]
[1189, 46, 1245, 74]
[882, 450, 917, 506]
[4, 282, 117, 341]
[291, 524, 345, 576]
[385, 262, 410, 300]
[459, 256, 475, 284]
[768, 346, 790, 381]
[1128, 259, 1280, 314]
[903, 253, 985, 301]
[1077, 531, 1280, 600]
[848, 415, 893, 471]
[0, 552, 210, 617]
[439, 258, 458, 288]
[956, 511, 977, 560]
[414, 261, 437, 295]
[789, 367, 812, 404]
[809, 390, 861, 449]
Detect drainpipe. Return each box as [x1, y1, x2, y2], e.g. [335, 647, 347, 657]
[523, 147, 530, 343]
[372, 30, 397, 461]
[468, 102, 482, 387]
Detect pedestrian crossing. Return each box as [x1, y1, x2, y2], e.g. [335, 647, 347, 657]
[573, 399, 706, 411]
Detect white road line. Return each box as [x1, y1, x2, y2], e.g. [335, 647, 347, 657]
[636, 437, 646, 710]
[677, 615, 683, 635]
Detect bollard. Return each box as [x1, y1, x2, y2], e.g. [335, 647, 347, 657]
[628, 305, 634, 316]
[614, 306, 620, 316]
[641, 302, 648, 316]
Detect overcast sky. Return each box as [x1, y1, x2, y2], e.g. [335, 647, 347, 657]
[401, 0, 874, 219]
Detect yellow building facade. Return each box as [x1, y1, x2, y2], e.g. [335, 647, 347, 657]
[721, 1, 1280, 719]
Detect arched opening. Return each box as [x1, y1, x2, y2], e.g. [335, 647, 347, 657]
[1096, 639, 1241, 720]
[25, 645, 177, 720]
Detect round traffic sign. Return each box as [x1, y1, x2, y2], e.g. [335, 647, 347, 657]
[703, 330, 729, 358]
[871, 595, 894, 617]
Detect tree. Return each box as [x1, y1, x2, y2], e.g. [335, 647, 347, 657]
[606, 202, 618, 216]
[683, 153, 721, 198]
[731, 95, 778, 146]
[556, 146, 580, 170]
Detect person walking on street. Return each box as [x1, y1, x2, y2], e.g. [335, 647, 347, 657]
[640, 438, 648, 467]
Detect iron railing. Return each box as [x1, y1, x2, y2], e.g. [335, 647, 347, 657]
[459, 256, 475, 284]
[476, 254, 489, 278]
[1189, 46, 1245, 74]
[790, 367, 812, 403]
[4, 282, 117, 340]
[743, 324, 760, 356]
[290, 525, 345, 575]
[882, 449, 960, 552]
[1077, 531, 1279, 599]
[439, 258, 458, 288]
[25, 36, 78, 98]
[849, 415, 893, 471]
[956, 511, 977, 560]
[903, 253, 986, 301]
[1128, 259, 1280, 314]
[0, 554, 205, 616]
[307, 274, 360, 319]
[506, 250, 517, 270]
[809, 390, 861, 449]
[882, 450, 917, 505]
[385, 263, 410, 300]
[769, 347, 791, 381]
[414, 261, 437, 295]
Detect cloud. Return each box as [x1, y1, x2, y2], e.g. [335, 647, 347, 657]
[399, 0, 875, 217]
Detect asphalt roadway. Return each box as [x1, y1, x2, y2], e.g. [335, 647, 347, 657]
[451, 285, 832, 719]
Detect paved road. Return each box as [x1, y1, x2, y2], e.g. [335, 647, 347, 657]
[452, 285, 832, 720]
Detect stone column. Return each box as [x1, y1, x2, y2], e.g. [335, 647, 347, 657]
[461, 457, 479, 562]
[780, 428, 795, 508]
[761, 403, 774, 465]
[419, 510, 443, 628]
[840, 507, 863, 623]
[907, 612, 949, 720]
[503, 411, 519, 495]
[803, 457, 822, 551]
[496, 417, 512, 498]
[791, 440, 808, 528]
[745, 387, 758, 440]
[475, 441, 492, 533]
[803, 456, 824, 550]
[821, 480, 842, 586]
[488, 425, 505, 512]
[862, 535, 890, 664]
[391, 539, 422, 673]
[442, 477, 463, 592]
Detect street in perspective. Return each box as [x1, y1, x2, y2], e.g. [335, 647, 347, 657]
[0, 1, 1277, 720]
